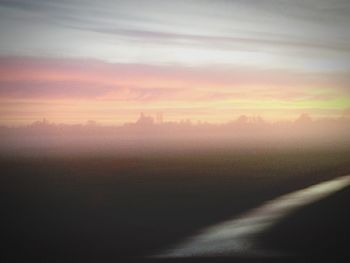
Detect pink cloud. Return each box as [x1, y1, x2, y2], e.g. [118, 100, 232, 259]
[0, 56, 348, 103]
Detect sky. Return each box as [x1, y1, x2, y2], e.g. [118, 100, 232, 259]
[0, 0, 349, 125]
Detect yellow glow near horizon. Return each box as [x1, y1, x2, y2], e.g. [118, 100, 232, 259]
[0, 56, 349, 126]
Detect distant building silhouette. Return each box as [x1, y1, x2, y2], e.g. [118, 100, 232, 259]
[86, 120, 97, 127]
[136, 112, 154, 127]
[30, 118, 51, 128]
[156, 112, 163, 124]
[295, 113, 312, 125]
[236, 115, 248, 125]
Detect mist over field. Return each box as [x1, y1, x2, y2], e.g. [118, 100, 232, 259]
[1, 113, 350, 158]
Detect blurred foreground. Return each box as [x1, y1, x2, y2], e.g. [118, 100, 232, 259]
[1, 145, 350, 262]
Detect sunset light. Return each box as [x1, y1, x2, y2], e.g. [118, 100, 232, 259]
[0, 0, 349, 126]
[1, 1, 350, 262]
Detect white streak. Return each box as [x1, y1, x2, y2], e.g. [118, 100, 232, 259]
[155, 175, 350, 257]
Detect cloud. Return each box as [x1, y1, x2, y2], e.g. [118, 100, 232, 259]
[0, 79, 114, 99]
[78, 27, 350, 53]
[0, 0, 349, 69]
[0, 56, 348, 103]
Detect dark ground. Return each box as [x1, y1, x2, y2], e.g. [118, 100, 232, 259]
[1, 147, 350, 262]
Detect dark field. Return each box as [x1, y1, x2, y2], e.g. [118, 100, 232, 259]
[1, 146, 350, 262]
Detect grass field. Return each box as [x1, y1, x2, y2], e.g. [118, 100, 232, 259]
[1, 146, 350, 261]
